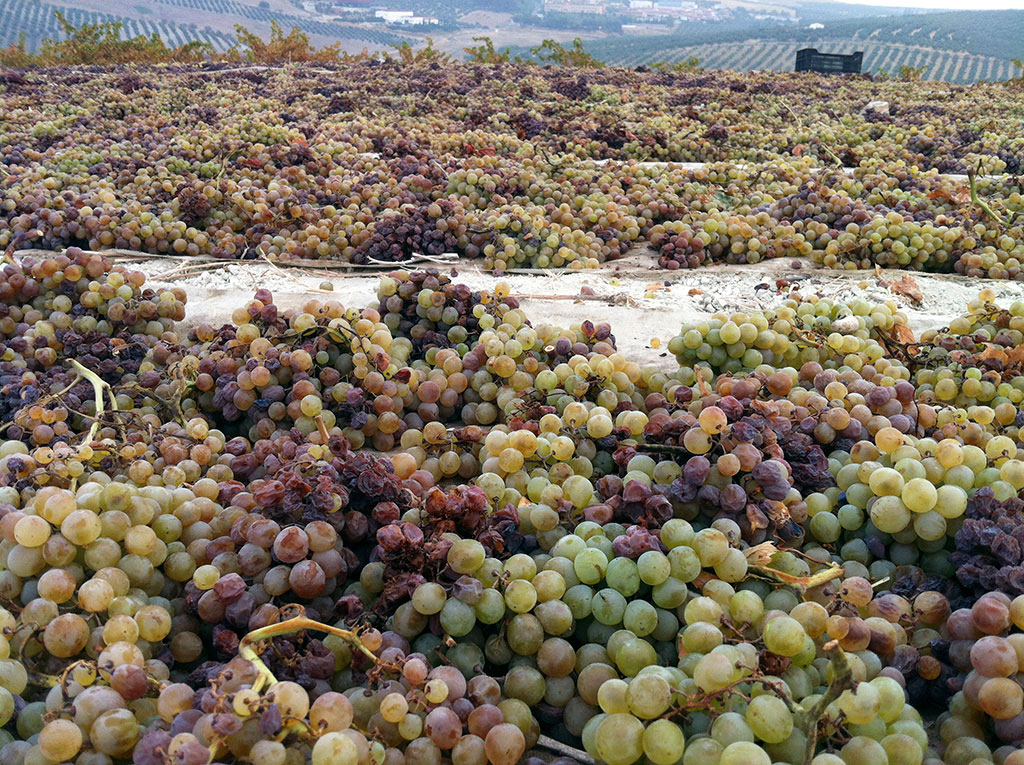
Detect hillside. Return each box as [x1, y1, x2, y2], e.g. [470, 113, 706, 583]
[590, 39, 1018, 83]
[583, 9, 1024, 83]
[746, 9, 1024, 61]
[0, 0, 408, 54]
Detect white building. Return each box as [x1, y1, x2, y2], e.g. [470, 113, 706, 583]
[375, 10, 414, 22]
[374, 11, 438, 24]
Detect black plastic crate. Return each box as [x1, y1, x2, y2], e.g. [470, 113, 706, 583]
[795, 48, 864, 75]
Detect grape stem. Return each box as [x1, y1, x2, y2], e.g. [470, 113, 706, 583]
[2, 230, 40, 265]
[632, 443, 701, 457]
[751, 675, 801, 714]
[215, 148, 241, 180]
[238, 613, 399, 694]
[69, 360, 117, 446]
[747, 561, 844, 595]
[536, 735, 594, 764]
[314, 414, 330, 444]
[798, 640, 853, 765]
[115, 382, 187, 426]
[967, 160, 1004, 226]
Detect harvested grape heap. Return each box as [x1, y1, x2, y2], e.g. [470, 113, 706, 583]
[0, 246, 1021, 765]
[0, 64, 1023, 276]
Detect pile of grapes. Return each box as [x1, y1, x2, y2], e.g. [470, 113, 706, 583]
[0, 64, 1022, 276]
[0, 245, 1020, 765]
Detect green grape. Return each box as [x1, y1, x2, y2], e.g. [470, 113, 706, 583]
[564, 584, 594, 619]
[838, 682, 880, 725]
[682, 737, 723, 765]
[474, 588, 506, 624]
[744, 694, 793, 744]
[626, 674, 672, 718]
[313, 731, 359, 765]
[693, 528, 730, 567]
[643, 719, 686, 765]
[439, 598, 475, 637]
[719, 740, 771, 765]
[763, 616, 806, 657]
[661, 519, 695, 549]
[595, 714, 645, 765]
[729, 590, 764, 625]
[870, 676, 906, 723]
[605, 557, 641, 597]
[879, 733, 923, 765]
[682, 623, 724, 654]
[592, 588, 628, 626]
[615, 638, 658, 677]
[669, 546, 702, 582]
[412, 583, 447, 615]
[839, 736, 890, 765]
[695, 653, 737, 693]
[598, 679, 630, 715]
[448, 539, 486, 574]
[637, 550, 671, 585]
[574, 548, 609, 585]
[623, 600, 658, 637]
[504, 579, 538, 614]
[869, 495, 910, 534]
[651, 577, 688, 609]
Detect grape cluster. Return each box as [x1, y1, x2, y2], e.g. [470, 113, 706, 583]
[0, 251, 1021, 764]
[668, 293, 909, 379]
[351, 202, 466, 265]
[953, 490, 1024, 596]
[1, 66, 1022, 275]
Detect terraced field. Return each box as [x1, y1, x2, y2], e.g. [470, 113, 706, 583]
[581, 9, 1024, 84]
[596, 40, 1018, 83]
[0, 0, 406, 53]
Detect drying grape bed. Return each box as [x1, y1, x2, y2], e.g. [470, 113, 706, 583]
[1, 63, 1023, 277]
[0, 59, 1023, 765]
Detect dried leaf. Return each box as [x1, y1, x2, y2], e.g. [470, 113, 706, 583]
[694, 367, 711, 396]
[979, 344, 1008, 364]
[893, 275, 923, 305]
[762, 500, 790, 526]
[751, 399, 780, 417]
[878, 274, 923, 306]
[927, 185, 970, 206]
[893, 324, 916, 345]
[645, 282, 669, 293]
[744, 543, 845, 592]
[688, 288, 703, 296]
[744, 541, 779, 566]
[979, 343, 1024, 368]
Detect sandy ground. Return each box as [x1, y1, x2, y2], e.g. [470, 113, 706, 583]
[130, 252, 1024, 371]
